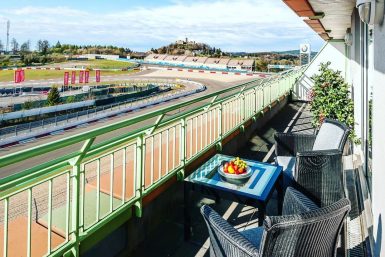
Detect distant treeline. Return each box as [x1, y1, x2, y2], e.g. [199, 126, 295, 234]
[0, 39, 132, 67]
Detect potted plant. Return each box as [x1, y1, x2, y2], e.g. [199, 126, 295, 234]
[308, 62, 358, 143]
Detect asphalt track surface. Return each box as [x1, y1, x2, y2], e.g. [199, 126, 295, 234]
[0, 69, 256, 178]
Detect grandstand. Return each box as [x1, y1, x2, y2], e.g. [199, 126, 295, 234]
[205, 57, 230, 69]
[144, 54, 255, 71]
[145, 54, 168, 61]
[227, 59, 254, 71]
[163, 55, 188, 65]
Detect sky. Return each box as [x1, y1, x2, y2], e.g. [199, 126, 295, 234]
[0, 0, 324, 52]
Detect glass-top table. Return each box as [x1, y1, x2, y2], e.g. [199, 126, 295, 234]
[184, 154, 283, 240]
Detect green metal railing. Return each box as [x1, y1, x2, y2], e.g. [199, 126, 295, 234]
[0, 67, 304, 257]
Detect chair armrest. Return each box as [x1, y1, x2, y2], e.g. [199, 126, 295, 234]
[295, 150, 344, 207]
[264, 198, 351, 231]
[282, 187, 319, 215]
[274, 132, 316, 156]
[200, 205, 261, 256]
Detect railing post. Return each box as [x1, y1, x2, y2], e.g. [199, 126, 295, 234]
[253, 88, 258, 117]
[134, 135, 144, 217]
[180, 118, 187, 167]
[241, 93, 245, 122]
[67, 138, 94, 257]
[217, 102, 223, 151]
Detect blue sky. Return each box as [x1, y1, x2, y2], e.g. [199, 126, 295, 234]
[0, 0, 324, 52]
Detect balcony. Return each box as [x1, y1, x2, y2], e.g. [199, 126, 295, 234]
[0, 68, 371, 257]
[129, 101, 314, 257]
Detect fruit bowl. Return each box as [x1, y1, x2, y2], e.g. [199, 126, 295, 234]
[218, 158, 253, 185]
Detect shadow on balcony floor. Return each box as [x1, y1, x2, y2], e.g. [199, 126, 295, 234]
[128, 102, 314, 257]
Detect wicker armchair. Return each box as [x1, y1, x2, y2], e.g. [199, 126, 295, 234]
[274, 119, 350, 206]
[201, 187, 351, 257]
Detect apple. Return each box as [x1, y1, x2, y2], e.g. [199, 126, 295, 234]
[224, 162, 229, 170]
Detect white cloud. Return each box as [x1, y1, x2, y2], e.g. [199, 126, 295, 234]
[0, 0, 323, 52]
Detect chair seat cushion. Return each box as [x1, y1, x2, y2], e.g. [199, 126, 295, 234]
[312, 122, 345, 151]
[276, 156, 296, 174]
[240, 227, 264, 249]
[276, 156, 296, 187]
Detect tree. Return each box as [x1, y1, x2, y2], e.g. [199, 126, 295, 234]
[47, 86, 61, 106]
[36, 40, 43, 52]
[10, 38, 19, 53]
[41, 40, 50, 55]
[36, 39, 49, 55]
[255, 58, 268, 71]
[0, 40, 3, 52]
[22, 53, 36, 65]
[20, 40, 31, 53]
[55, 41, 62, 48]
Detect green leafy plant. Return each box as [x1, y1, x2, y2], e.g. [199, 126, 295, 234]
[65, 95, 76, 104]
[22, 100, 34, 110]
[47, 85, 61, 106]
[309, 62, 358, 143]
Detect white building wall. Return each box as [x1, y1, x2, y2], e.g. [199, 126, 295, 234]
[293, 41, 347, 101]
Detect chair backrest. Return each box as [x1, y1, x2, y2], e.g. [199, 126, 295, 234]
[200, 205, 260, 257]
[295, 150, 344, 207]
[260, 198, 351, 257]
[312, 119, 350, 151]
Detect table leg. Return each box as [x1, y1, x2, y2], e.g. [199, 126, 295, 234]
[184, 182, 192, 241]
[258, 202, 266, 226]
[277, 174, 284, 215]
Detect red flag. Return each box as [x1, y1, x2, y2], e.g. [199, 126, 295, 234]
[85, 70, 89, 83]
[14, 70, 22, 83]
[96, 70, 101, 82]
[64, 72, 69, 86]
[71, 71, 76, 84]
[20, 70, 25, 82]
[14, 70, 18, 83]
[79, 71, 84, 83]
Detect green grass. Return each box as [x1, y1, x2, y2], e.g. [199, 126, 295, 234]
[0, 69, 137, 83]
[81, 59, 136, 69]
